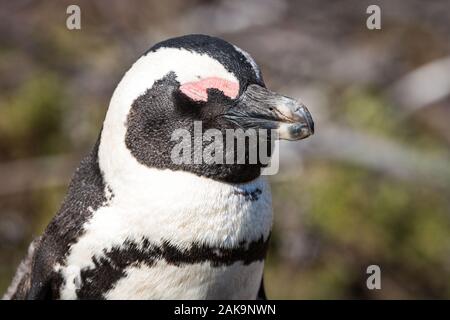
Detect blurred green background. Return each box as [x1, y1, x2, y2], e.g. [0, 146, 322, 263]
[1, 0, 450, 299]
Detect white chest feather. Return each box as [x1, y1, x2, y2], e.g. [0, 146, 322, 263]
[58, 170, 272, 299]
[106, 261, 264, 300]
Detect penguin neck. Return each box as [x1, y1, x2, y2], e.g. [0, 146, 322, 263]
[97, 131, 273, 247]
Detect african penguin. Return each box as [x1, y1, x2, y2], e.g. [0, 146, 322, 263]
[4, 34, 314, 300]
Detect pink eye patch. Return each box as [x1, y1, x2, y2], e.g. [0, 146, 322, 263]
[180, 77, 239, 102]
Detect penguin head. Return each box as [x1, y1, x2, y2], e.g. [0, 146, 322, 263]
[100, 34, 314, 183]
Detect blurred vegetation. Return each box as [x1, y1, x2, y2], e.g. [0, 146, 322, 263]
[1, 0, 450, 299]
[0, 74, 69, 159]
[268, 160, 450, 298]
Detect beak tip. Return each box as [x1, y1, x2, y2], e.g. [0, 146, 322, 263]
[309, 120, 315, 135]
[297, 105, 315, 136]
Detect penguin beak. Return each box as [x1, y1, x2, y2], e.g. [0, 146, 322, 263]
[224, 84, 314, 140]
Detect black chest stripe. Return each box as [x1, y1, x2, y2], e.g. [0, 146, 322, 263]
[76, 235, 270, 299]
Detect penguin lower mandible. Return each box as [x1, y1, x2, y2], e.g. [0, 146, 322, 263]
[4, 34, 314, 300]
